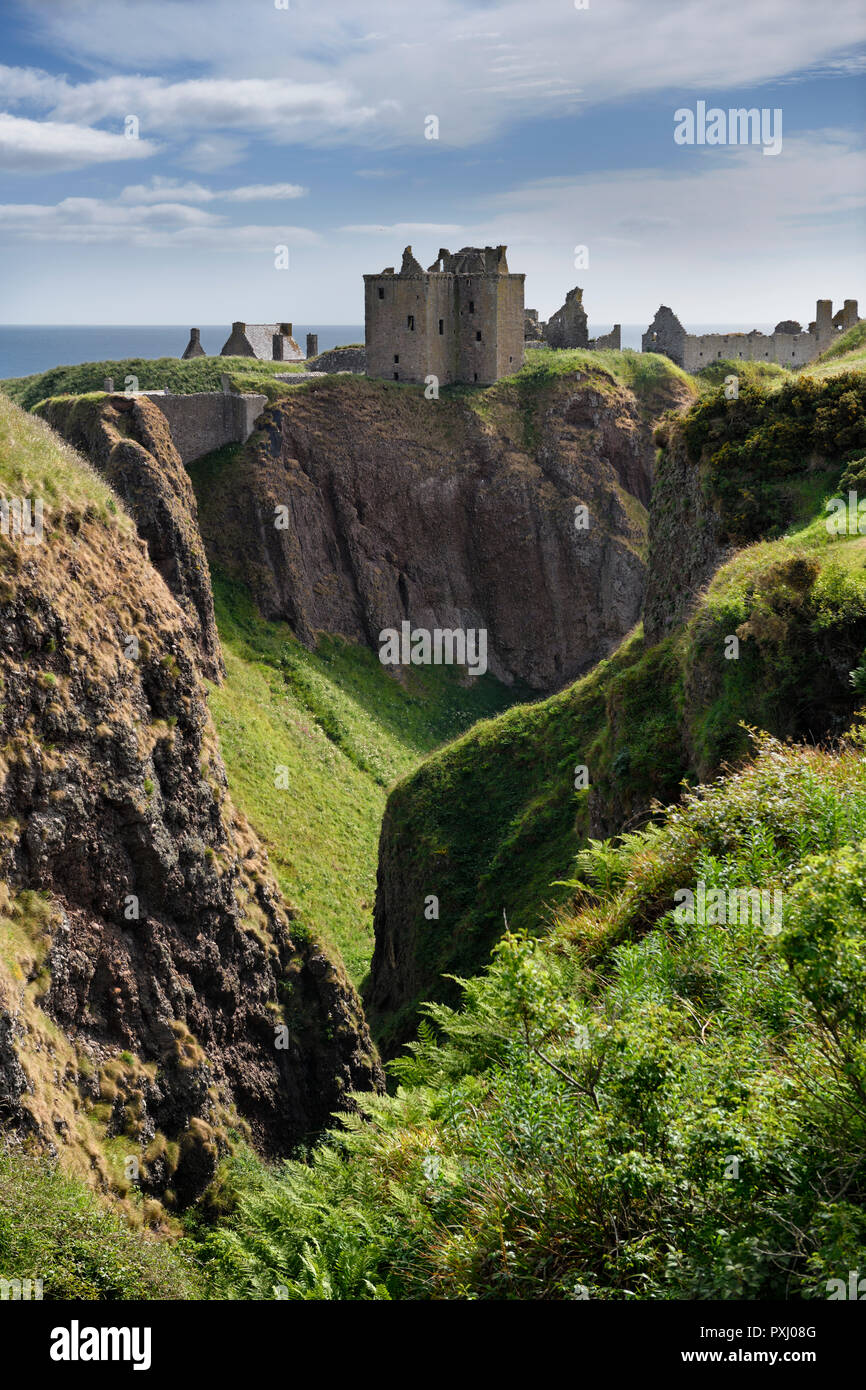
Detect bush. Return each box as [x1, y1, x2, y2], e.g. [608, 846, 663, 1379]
[0, 1148, 203, 1300]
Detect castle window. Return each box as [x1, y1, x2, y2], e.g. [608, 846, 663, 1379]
[473, 373, 478, 382]
[476, 331, 482, 342]
[378, 288, 384, 299]
[407, 314, 414, 331]
[469, 301, 475, 313]
[393, 372, 399, 380]
[439, 319, 444, 335]
[394, 354, 399, 364]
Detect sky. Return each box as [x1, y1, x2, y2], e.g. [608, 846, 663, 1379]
[0, 0, 864, 327]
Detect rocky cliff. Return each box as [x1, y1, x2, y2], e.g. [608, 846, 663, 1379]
[36, 394, 224, 682]
[0, 397, 380, 1211]
[642, 421, 729, 646]
[191, 367, 689, 691]
[364, 371, 866, 1053]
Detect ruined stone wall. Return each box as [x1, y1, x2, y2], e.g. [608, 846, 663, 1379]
[543, 287, 589, 350]
[310, 346, 367, 374]
[364, 274, 430, 381]
[589, 326, 622, 351]
[455, 275, 501, 384]
[681, 330, 818, 371]
[642, 307, 688, 365]
[144, 391, 267, 464]
[496, 274, 526, 377]
[423, 275, 458, 384]
[644, 299, 861, 371]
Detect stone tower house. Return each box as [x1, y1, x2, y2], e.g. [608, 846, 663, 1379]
[364, 245, 525, 385]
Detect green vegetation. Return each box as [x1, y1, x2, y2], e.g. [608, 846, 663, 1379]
[0, 354, 308, 412]
[815, 319, 866, 364]
[194, 728, 866, 1299]
[361, 370, 866, 1047]
[0, 1147, 203, 1299]
[681, 371, 866, 543]
[203, 569, 527, 984]
[3, 345, 866, 1300]
[0, 391, 131, 529]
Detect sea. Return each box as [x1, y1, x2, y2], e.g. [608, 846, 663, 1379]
[0, 323, 777, 382]
[0, 325, 365, 381]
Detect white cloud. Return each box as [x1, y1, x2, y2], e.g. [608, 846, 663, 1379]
[118, 177, 215, 204]
[469, 131, 866, 321]
[339, 222, 463, 235]
[178, 135, 247, 172]
[118, 176, 307, 203]
[0, 112, 158, 171]
[0, 192, 320, 248]
[224, 183, 307, 201]
[3, 1, 865, 149]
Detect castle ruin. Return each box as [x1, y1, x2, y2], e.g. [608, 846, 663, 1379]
[364, 245, 525, 385]
[524, 287, 621, 352]
[642, 299, 860, 371]
[180, 323, 305, 362]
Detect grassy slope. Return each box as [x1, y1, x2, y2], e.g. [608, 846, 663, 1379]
[0, 354, 311, 412]
[199, 727, 866, 1301]
[203, 569, 528, 985]
[368, 368, 866, 1047]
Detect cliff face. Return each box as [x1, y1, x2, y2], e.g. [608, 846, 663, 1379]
[0, 399, 380, 1207]
[192, 370, 686, 691]
[37, 394, 224, 682]
[642, 423, 729, 646]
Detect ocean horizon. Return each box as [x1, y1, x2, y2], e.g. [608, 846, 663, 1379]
[0, 322, 779, 381]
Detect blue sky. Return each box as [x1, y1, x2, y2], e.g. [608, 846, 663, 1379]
[0, 0, 864, 327]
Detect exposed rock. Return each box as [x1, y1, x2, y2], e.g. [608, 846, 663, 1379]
[642, 423, 730, 646]
[37, 395, 224, 682]
[193, 371, 688, 692]
[0, 402, 381, 1202]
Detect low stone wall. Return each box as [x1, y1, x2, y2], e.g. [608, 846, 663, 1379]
[310, 346, 366, 374]
[141, 390, 267, 464]
[589, 326, 621, 351]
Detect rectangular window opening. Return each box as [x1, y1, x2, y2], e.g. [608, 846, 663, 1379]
[407, 314, 414, 330]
